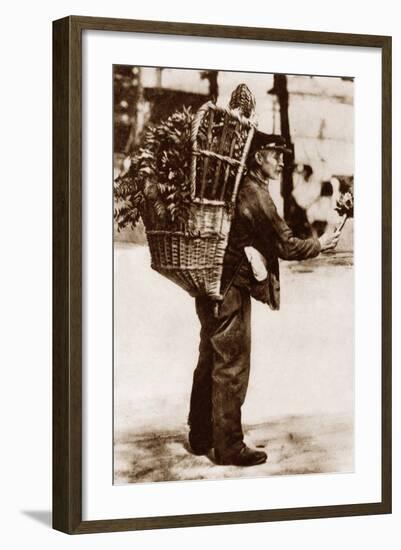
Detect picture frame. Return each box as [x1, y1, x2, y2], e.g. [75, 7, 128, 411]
[53, 15, 392, 534]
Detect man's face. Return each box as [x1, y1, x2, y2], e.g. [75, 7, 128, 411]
[255, 149, 284, 180]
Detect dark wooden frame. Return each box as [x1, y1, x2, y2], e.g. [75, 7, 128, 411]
[53, 15, 392, 534]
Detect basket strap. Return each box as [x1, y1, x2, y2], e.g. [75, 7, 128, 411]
[221, 230, 259, 302]
[221, 254, 245, 302]
[212, 255, 244, 318]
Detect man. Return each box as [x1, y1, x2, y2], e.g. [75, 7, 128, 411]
[188, 132, 340, 467]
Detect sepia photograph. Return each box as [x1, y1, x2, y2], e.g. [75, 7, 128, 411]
[112, 65, 354, 484]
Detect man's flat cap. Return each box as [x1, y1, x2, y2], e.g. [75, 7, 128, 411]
[249, 131, 292, 156]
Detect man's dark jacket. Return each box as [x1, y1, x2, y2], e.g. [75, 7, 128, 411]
[222, 169, 321, 309]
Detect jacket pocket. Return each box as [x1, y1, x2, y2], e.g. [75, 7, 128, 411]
[249, 275, 280, 310]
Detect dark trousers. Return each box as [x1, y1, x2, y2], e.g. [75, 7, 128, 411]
[188, 285, 251, 459]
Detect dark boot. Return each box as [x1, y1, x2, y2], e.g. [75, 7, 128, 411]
[215, 445, 267, 466]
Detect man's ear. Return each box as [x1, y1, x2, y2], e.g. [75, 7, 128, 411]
[254, 151, 263, 167]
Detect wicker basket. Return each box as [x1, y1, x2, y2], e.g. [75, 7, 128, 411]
[147, 101, 256, 305]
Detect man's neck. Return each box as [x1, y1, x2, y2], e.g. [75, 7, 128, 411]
[250, 167, 270, 187]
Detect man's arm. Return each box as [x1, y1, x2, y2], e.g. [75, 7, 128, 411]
[242, 185, 321, 261]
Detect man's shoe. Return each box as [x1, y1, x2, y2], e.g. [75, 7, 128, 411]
[215, 445, 267, 466]
[188, 432, 212, 456]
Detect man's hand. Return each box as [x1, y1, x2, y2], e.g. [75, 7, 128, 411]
[318, 227, 341, 252]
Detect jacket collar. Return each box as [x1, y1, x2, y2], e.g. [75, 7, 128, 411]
[248, 168, 270, 189]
